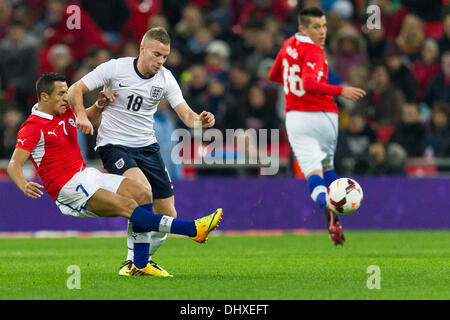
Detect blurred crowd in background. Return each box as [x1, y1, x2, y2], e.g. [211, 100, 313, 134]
[0, 0, 449, 178]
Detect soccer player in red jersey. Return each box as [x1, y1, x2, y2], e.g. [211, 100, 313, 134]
[269, 7, 366, 245]
[7, 73, 222, 275]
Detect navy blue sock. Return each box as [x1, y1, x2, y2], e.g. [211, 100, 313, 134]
[130, 205, 163, 233]
[141, 203, 153, 212]
[324, 168, 339, 187]
[130, 205, 197, 237]
[133, 242, 150, 269]
[170, 219, 197, 237]
[307, 174, 328, 211]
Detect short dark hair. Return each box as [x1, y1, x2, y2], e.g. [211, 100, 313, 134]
[142, 26, 170, 45]
[298, 7, 325, 27]
[36, 72, 66, 101]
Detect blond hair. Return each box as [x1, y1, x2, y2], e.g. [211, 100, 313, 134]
[141, 27, 170, 45]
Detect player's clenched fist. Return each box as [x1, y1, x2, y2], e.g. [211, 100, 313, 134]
[22, 181, 44, 199]
[340, 87, 367, 102]
[76, 114, 94, 136]
[97, 91, 118, 108]
[199, 111, 215, 128]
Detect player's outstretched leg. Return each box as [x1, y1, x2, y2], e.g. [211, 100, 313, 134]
[325, 208, 345, 246]
[323, 168, 345, 246]
[120, 207, 173, 277]
[129, 208, 223, 276]
[307, 170, 345, 246]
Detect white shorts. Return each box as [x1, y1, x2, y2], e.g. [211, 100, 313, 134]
[285, 111, 338, 177]
[56, 167, 125, 218]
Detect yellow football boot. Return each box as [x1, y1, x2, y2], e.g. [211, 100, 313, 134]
[129, 260, 173, 277]
[192, 208, 223, 243]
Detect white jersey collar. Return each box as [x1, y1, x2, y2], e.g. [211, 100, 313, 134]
[134, 56, 155, 80]
[32, 104, 54, 120]
[295, 33, 314, 44]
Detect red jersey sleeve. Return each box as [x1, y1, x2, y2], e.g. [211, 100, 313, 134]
[269, 49, 283, 84]
[16, 122, 42, 153]
[301, 46, 343, 96]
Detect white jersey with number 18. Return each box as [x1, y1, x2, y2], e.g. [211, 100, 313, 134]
[81, 57, 185, 149]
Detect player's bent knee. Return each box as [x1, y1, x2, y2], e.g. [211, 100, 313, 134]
[121, 198, 139, 218]
[138, 187, 153, 206]
[165, 208, 177, 218]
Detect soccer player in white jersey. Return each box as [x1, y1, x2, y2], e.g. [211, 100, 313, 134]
[68, 27, 215, 276]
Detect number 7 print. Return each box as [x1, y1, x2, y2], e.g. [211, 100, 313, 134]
[58, 121, 68, 135]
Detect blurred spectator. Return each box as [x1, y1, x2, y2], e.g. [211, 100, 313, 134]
[245, 29, 277, 75]
[356, 63, 405, 129]
[396, 14, 425, 61]
[0, 0, 12, 41]
[424, 101, 450, 157]
[230, 0, 294, 34]
[366, 141, 407, 175]
[401, 0, 443, 22]
[244, 85, 280, 131]
[81, 0, 130, 45]
[148, 13, 170, 31]
[121, 41, 139, 57]
[256, 57, 279, 114]
[174, 4, 204, 47]
[42, 44, 76, 82]
[154, 99, 183, 179]
[390, 103, 427, 157]
[424, 50, 450, 107]
[412, 38, 441, 102]
[204, 40, 230, 81]
[205, 78, 227, 121]
[384, 42, 418, 102]
[120, 0, 162, 44]
[30, 0, 67, 43]
[337, 65, 369, 114]
[44, 2, 109, 61]
[330, 25, 368, 82]
[329, 0, 354, 22]
[438, 13, 450, 56]
[181, 64, 209, 116]
[186, 26, 214, 62]
[335, 110, 377, 175]
[374, 0, 409, 42]
[0, 108, 24, 158]
[228, 61, 252, 110]
[165, 47, 185, 79]
[362, 24, 386, 64]
[0, 20, 38, 112]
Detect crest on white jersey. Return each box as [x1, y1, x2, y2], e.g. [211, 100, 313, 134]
[115, 158, 125, 169]
[150, 86, 163, 100]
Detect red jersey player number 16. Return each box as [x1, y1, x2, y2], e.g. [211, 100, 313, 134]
[269, 7, 366, 246]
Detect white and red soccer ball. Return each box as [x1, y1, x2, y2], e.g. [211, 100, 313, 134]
[326, 178, 363, 215]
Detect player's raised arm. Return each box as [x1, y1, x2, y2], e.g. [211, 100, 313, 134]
[173, 102, 215, 128]
[84, 91, 118, 128]
[68, 80, 94, 135]
[7, 148, 44, 199]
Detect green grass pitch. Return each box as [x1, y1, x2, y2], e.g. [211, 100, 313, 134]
[0, 231, 448, 300]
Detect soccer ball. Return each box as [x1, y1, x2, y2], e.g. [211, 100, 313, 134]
[326, 178, 363, 215]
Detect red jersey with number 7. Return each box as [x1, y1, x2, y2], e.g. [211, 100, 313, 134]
[269, 33, 343, 114]
[15, 105, 86, 201]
